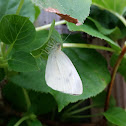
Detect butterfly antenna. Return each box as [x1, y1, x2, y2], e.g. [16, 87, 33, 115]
[63, 32, 71, 43]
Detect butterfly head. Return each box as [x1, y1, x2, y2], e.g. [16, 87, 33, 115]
[55, 43, 61, 50]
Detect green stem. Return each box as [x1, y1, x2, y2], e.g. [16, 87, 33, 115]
[36, 20, 67, 31]
[4, 43, 14, 58]
[70, 113, 103, 118]
[64, 101, 83, 113]
[14, 115, 30, 126]
[114, 13, 126, 26]
[63, 43, 115, 52]
[22, 88, 31, 111]
[0, 42, 6, 59]
[67, 104, 97, 116]
[14, 113, 36, 126]
[16, 0, 24, 15]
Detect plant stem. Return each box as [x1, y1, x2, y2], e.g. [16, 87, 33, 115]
[14, 115, 30, 126]
[63, 43, 115, 52]
[16, 0, 24, 15]
[0, 42, 6, 59]
[0, 63, 8, 68]
[36, 20, 67, 31]
[64, 101, 83, 113]
[114, 13, 126, 27]
[70, 113, 103, 118]
[67, 104, 97, 116]
[22, 88, 31, 111]
[104, 42, 126, 111]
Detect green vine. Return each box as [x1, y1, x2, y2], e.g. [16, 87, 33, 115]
[16, 0, 24, 15]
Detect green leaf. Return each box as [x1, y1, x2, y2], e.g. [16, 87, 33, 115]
[8, 51, 38, 72]
[3, 82, 56, 115]
[34, 5, 41, 20]
[20, 0, 37, 22]
[28, 119, 42, 126]
[92, 0, 126, 27]
[11, 44, 110, 111]
[2, 82, 27, 112]
[107, 121, 116, 126]
[32, 20, 63, 58]
[40, 20, 63, 51]
[17, 30, 49, 52]
[0, 0, 36, 22]
[89, 5, 126, 39]
[90, 6, 119, 29]
[88, 17, 121, 38]
[92, 0, 126, 15]
[0, 15, 36, 48]
[103, 107, 126, 126]
[92, 91, 116, 108]
[29, 91, 56, 115]
[67, 22, 121, 51]
[110, 54, 126, 81]
[32, 0, 92, 24]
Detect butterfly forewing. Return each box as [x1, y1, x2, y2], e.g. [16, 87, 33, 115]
[45, 48, 83, 95]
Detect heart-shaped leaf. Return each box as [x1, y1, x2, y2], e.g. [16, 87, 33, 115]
[0, 15, 36, 48]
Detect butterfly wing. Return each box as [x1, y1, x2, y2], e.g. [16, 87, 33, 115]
[45, 49, 83, 95]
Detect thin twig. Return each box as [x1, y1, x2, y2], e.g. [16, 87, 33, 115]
[104, 42, 126, 111]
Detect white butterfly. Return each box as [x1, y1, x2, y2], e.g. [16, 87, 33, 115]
[45, 43, 83, 95]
